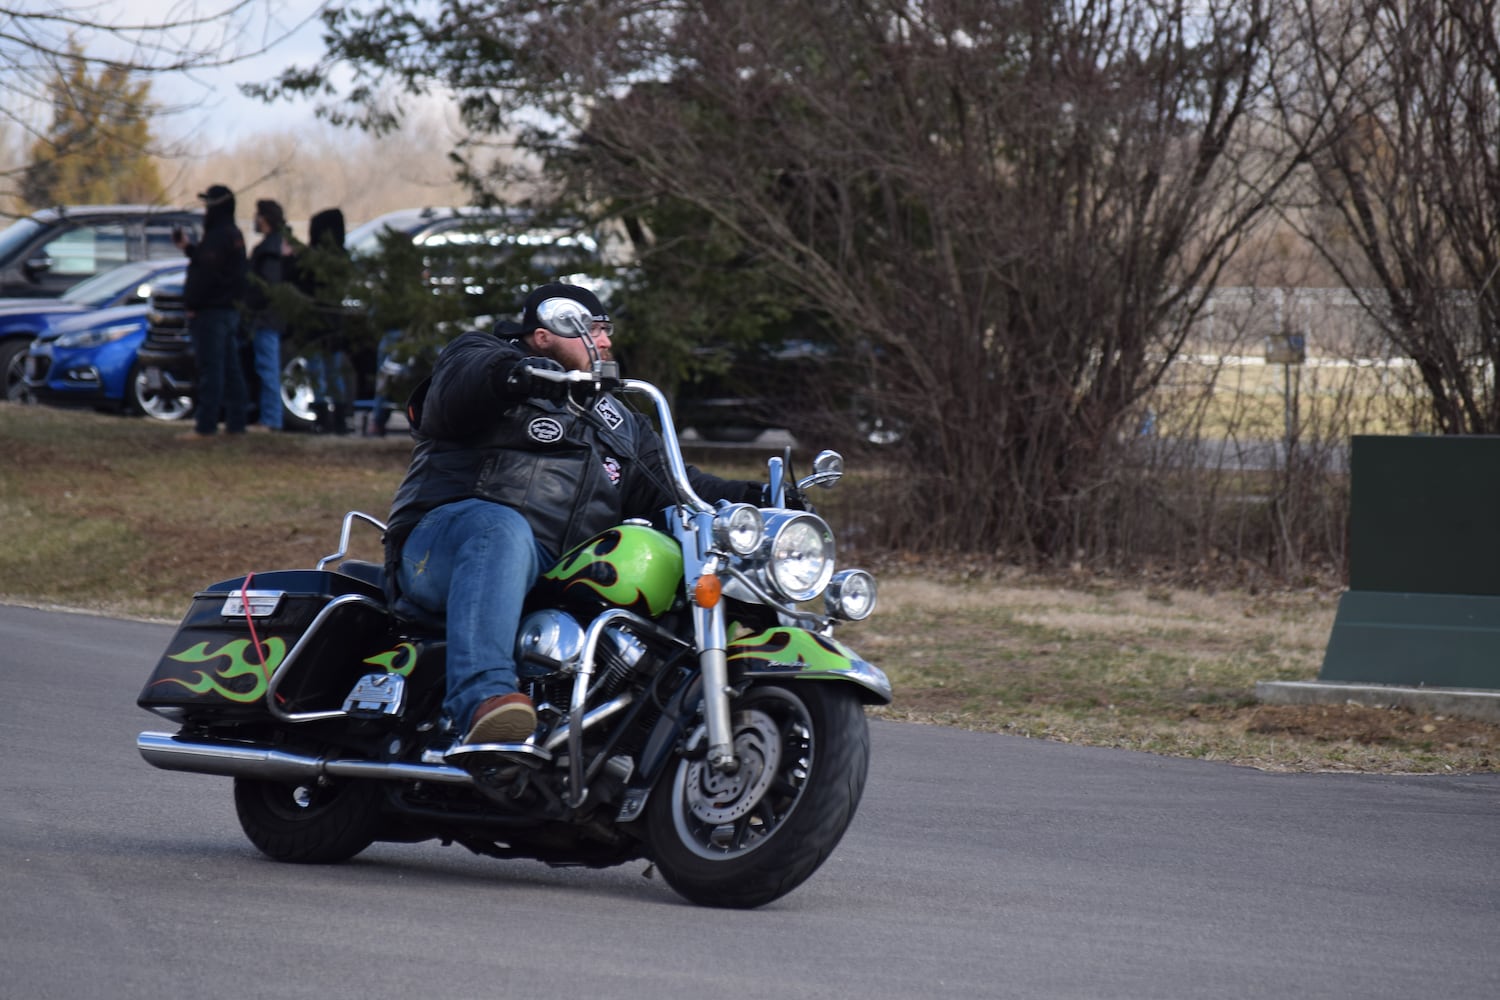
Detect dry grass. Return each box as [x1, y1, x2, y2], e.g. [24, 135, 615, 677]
[2, 401, 1495, 773]
[849, 577, 1498, 773]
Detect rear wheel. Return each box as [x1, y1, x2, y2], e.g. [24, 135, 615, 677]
[1, 337, 32, 402]
[233, 776, 383, 863]
[645, 683, 870, 908]
[279, 353, 320, 432]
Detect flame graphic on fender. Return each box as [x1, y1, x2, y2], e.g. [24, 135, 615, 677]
[728, 627, 858, 672]
[151, 637, 287, 703]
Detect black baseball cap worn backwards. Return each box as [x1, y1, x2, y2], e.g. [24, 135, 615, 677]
[521, 282, 607, 332]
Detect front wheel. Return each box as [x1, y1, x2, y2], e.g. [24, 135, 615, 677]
[128, 363, 194, 421]
[233, 776, 383, 863]
[645, 683, 870, 908]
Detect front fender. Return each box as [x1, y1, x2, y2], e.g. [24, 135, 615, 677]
[727, 626, 892, 705]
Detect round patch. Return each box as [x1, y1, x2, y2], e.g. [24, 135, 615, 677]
[527, 416, 565, 443]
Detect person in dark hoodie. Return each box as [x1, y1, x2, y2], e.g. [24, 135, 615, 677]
[292, 208, 354, 433]
[245, 198, 291, 431]
[172, 183, 249, 439]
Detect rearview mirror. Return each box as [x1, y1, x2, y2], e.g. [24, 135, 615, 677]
[536, 298, 592, 339]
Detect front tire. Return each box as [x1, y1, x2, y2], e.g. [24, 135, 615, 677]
[645, 683, 870, 908]
[233, 776, 383, 863]
[128, 363, 194, 421]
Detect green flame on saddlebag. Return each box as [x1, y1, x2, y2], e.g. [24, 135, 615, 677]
[150, 637, 287, 702]
[540, 525, 683, 616]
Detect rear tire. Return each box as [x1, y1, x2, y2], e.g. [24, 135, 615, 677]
[233, 776, 383, 863]
[1, 337, 32, 402]
[645, 683, 870, 908]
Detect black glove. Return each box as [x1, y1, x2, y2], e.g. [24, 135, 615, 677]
[760, 482, 816, 513]
[500, 356, 569, 402]
[785, 485, 815, 513]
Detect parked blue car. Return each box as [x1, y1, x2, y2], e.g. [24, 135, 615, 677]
[2, 257, 187, 402]
[22, 267, 193, 420]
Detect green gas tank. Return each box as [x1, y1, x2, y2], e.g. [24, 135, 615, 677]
[533, 523, 685, 618]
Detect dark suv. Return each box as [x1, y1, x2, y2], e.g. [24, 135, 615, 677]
[0, 204, 200, 298]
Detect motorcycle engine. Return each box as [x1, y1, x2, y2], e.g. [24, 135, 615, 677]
[515, 609, 653, 706]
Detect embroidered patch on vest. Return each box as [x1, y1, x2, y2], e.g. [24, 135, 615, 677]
[527, 416, 565, 443]
[602, 455, 622, 485]
[594, 395, 625, 430]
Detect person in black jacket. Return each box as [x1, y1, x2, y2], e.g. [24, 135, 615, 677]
[172, 184, 248, 439]
[292, 208, 354, 433]
[384, 283, 763, 745]
[245, 199, 290, 431]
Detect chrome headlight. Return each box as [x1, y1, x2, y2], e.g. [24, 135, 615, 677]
[55, 322, 140, 349]
[763, 512, 836, 602]
[713, 503, 765, 555]
[825, 569, 878, 621]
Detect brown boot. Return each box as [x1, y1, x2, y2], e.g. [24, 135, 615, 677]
[465, 692, 536, 743]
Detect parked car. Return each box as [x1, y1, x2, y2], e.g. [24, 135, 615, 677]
[344, 205, 606, 323]
[22, 296, 193, 420]
[1, 256, 189, 402]
[676, 336, 905, 448]
[0, 204, 199, 298]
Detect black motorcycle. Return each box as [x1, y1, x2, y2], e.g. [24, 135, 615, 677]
[136, 300, 890, 908]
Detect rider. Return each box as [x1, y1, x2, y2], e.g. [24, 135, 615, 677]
[383, 282, 765, 745]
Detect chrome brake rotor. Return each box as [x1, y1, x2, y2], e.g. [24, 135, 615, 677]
[684, 711, 781, 825]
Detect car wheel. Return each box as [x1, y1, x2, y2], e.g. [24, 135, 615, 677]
[279, 353, 321, 432]
[128, 363, 194, 421]
[1, 338, 33, 403]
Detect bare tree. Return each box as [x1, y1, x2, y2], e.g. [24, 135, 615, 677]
[0, 1, 323, 210]
[267, 0, 1305, 562]
[1276, 0, 1500, 434]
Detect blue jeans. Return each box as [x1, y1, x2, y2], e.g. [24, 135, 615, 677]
[189, 307, 247, 436]
[397, 499, 553, 730]
[251, 328, 283, 429]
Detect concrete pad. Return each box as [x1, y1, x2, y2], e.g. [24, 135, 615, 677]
[1256, 680, 1500, 724]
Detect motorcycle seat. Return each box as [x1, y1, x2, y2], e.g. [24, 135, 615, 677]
[336, 559, 445, 635]
[337, 559, 386, 591]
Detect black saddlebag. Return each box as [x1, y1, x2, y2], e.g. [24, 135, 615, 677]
[137, 569, 416, 720]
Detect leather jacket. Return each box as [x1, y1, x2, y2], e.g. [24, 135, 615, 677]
[384, 330, 760, 585]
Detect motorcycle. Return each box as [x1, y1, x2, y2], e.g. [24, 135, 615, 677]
[136, 301, 891, 909]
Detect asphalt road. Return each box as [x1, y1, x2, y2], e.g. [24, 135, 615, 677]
[2, 603, 1497, 1000]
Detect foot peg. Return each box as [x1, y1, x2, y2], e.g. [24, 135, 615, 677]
[445, 740, 553, 774]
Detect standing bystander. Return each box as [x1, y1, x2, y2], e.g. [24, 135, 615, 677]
[246, 199, 290, 431]
[172, 184, 248, 439]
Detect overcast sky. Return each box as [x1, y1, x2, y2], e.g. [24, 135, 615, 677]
[85, 0, 335, 144]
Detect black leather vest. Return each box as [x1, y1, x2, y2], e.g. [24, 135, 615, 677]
[388, 390, 650, 563]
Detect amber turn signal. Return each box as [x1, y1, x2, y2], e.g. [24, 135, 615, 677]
[693, 572, 722, 608]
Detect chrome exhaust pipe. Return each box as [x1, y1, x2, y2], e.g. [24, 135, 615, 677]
[137, 731, 473, 786]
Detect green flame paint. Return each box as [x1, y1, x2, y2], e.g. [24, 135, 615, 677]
[543, 525, 683, 616]
[363, 642, 418, 677]
[152, 637, 287, 703]
[727, 627, 859, 673]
